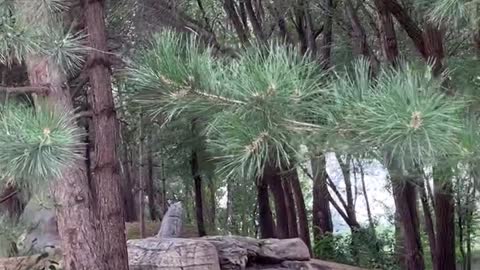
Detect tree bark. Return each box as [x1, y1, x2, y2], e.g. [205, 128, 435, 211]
[373, 0, 399, 65]
[257, 163, 277, 238]
[320, 0, 335, 69]
[267, 164, 290, 239]
[420, 177, 437, 268]
[289, 168, 312, 254]
[146, 140, 158, 221]
[311, 155, 333, 240]
[191, 149, 207, 237]
[390, 170, 425, 270]
[432, 167, 456, 270]
[282, 174, 298, 238]
[84, 0, 130, 268]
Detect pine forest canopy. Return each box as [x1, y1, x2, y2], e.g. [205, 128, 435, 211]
[0, 0, 477, 270]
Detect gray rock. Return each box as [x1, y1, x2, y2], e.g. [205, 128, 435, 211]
[19, 198, 60, 253]
[258, 239, 310, 262]
[128, 237, 221, 270]
[157, 202, 183, 238]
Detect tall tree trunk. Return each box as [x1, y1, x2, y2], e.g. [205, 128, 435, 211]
[432, 167, 455, 270]
[27, 56, 105, 270]
[390, 171, 425, 270]
[257, 163, 277, 238]
[282, 175, 298, 238]
[289, 169, 312, 254]
[267, 165, 290, 239]
[119, 123, 137, 221]
[191, 149, 206, 237]
[138, 116, 146, 238]
[420, 176, 437, 268]
[84, 1, 130, 268]
[311, 155, 333, 240]
[208, 177, 216, 231]
[320, 0, 335, 69]
[146, 136, 158, 221]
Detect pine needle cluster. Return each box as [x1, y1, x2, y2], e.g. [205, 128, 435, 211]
[0, 102, 83, 187]
[131, 31, 467, 179]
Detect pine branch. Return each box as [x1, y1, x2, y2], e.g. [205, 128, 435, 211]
[0, 86, 49, 95]
[0, 190, 17, 204]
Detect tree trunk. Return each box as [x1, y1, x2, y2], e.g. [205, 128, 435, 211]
[390, 171, 425, 270]
[374, 0, 399, 65]
[283, 175, 298, 238]
[25, 55, 105, 270]
[267, 165, 290, 239]
[320, 0, 334, 69]
[289, 169, 312, 254]
[420, 177, 437, 268]
[84, 0, 130, 268]
[432, 167, 456, 270]
[119, 122, 137, 221]
[258, 163, 277, 238]
[146, 140, 158, 221]
[311, 155, 333, 241]
[138, 117, 146, 238]
[191, 149, 207, 237]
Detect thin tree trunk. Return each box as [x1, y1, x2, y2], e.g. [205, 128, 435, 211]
[419, 176, 437, 268]
[290, 168, 312, 254]
[311, 155, 333, 240]
[257, 163, 277, 238]
[191, 148, 207, 237]
[119, 123, 137, 221]
[84, 1, 130, 268]
[138, 116, 146, 238]
[358, 160, 375, 236]
[146, 136, 158, 221]
[374, 0, 399, 65]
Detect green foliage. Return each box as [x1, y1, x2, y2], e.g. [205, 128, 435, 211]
[0, 102, 83, 186]
[313, 229, 399, 270]
[332, 60, 465, 168]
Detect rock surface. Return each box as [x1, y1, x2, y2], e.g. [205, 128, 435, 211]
[127, 237, 221, 270]
[157, 202, 183, 238]
[19, 199, 60, 253]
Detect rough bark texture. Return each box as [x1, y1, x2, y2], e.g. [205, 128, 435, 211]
[257, 166, 277, 239]
[320, 0, 334, 69]
[84, 1, 130, 269]
[311, 156, 333, 240]
[374, 0, 399, 64]
[289, 169, 312, 254]
[26, 51, 105, 270]
[191, 149, 207, 237]
[433, 167, 456, 270]
[282, 175, 298, 238]
[266, 164, 290, 239]
[391, 173, 425, 270]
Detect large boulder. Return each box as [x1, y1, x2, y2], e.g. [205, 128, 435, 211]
[127, 237, 221, 270]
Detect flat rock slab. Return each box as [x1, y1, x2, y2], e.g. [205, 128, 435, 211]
[203, 236, 310, 269]
[128, 238, 221, 270]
